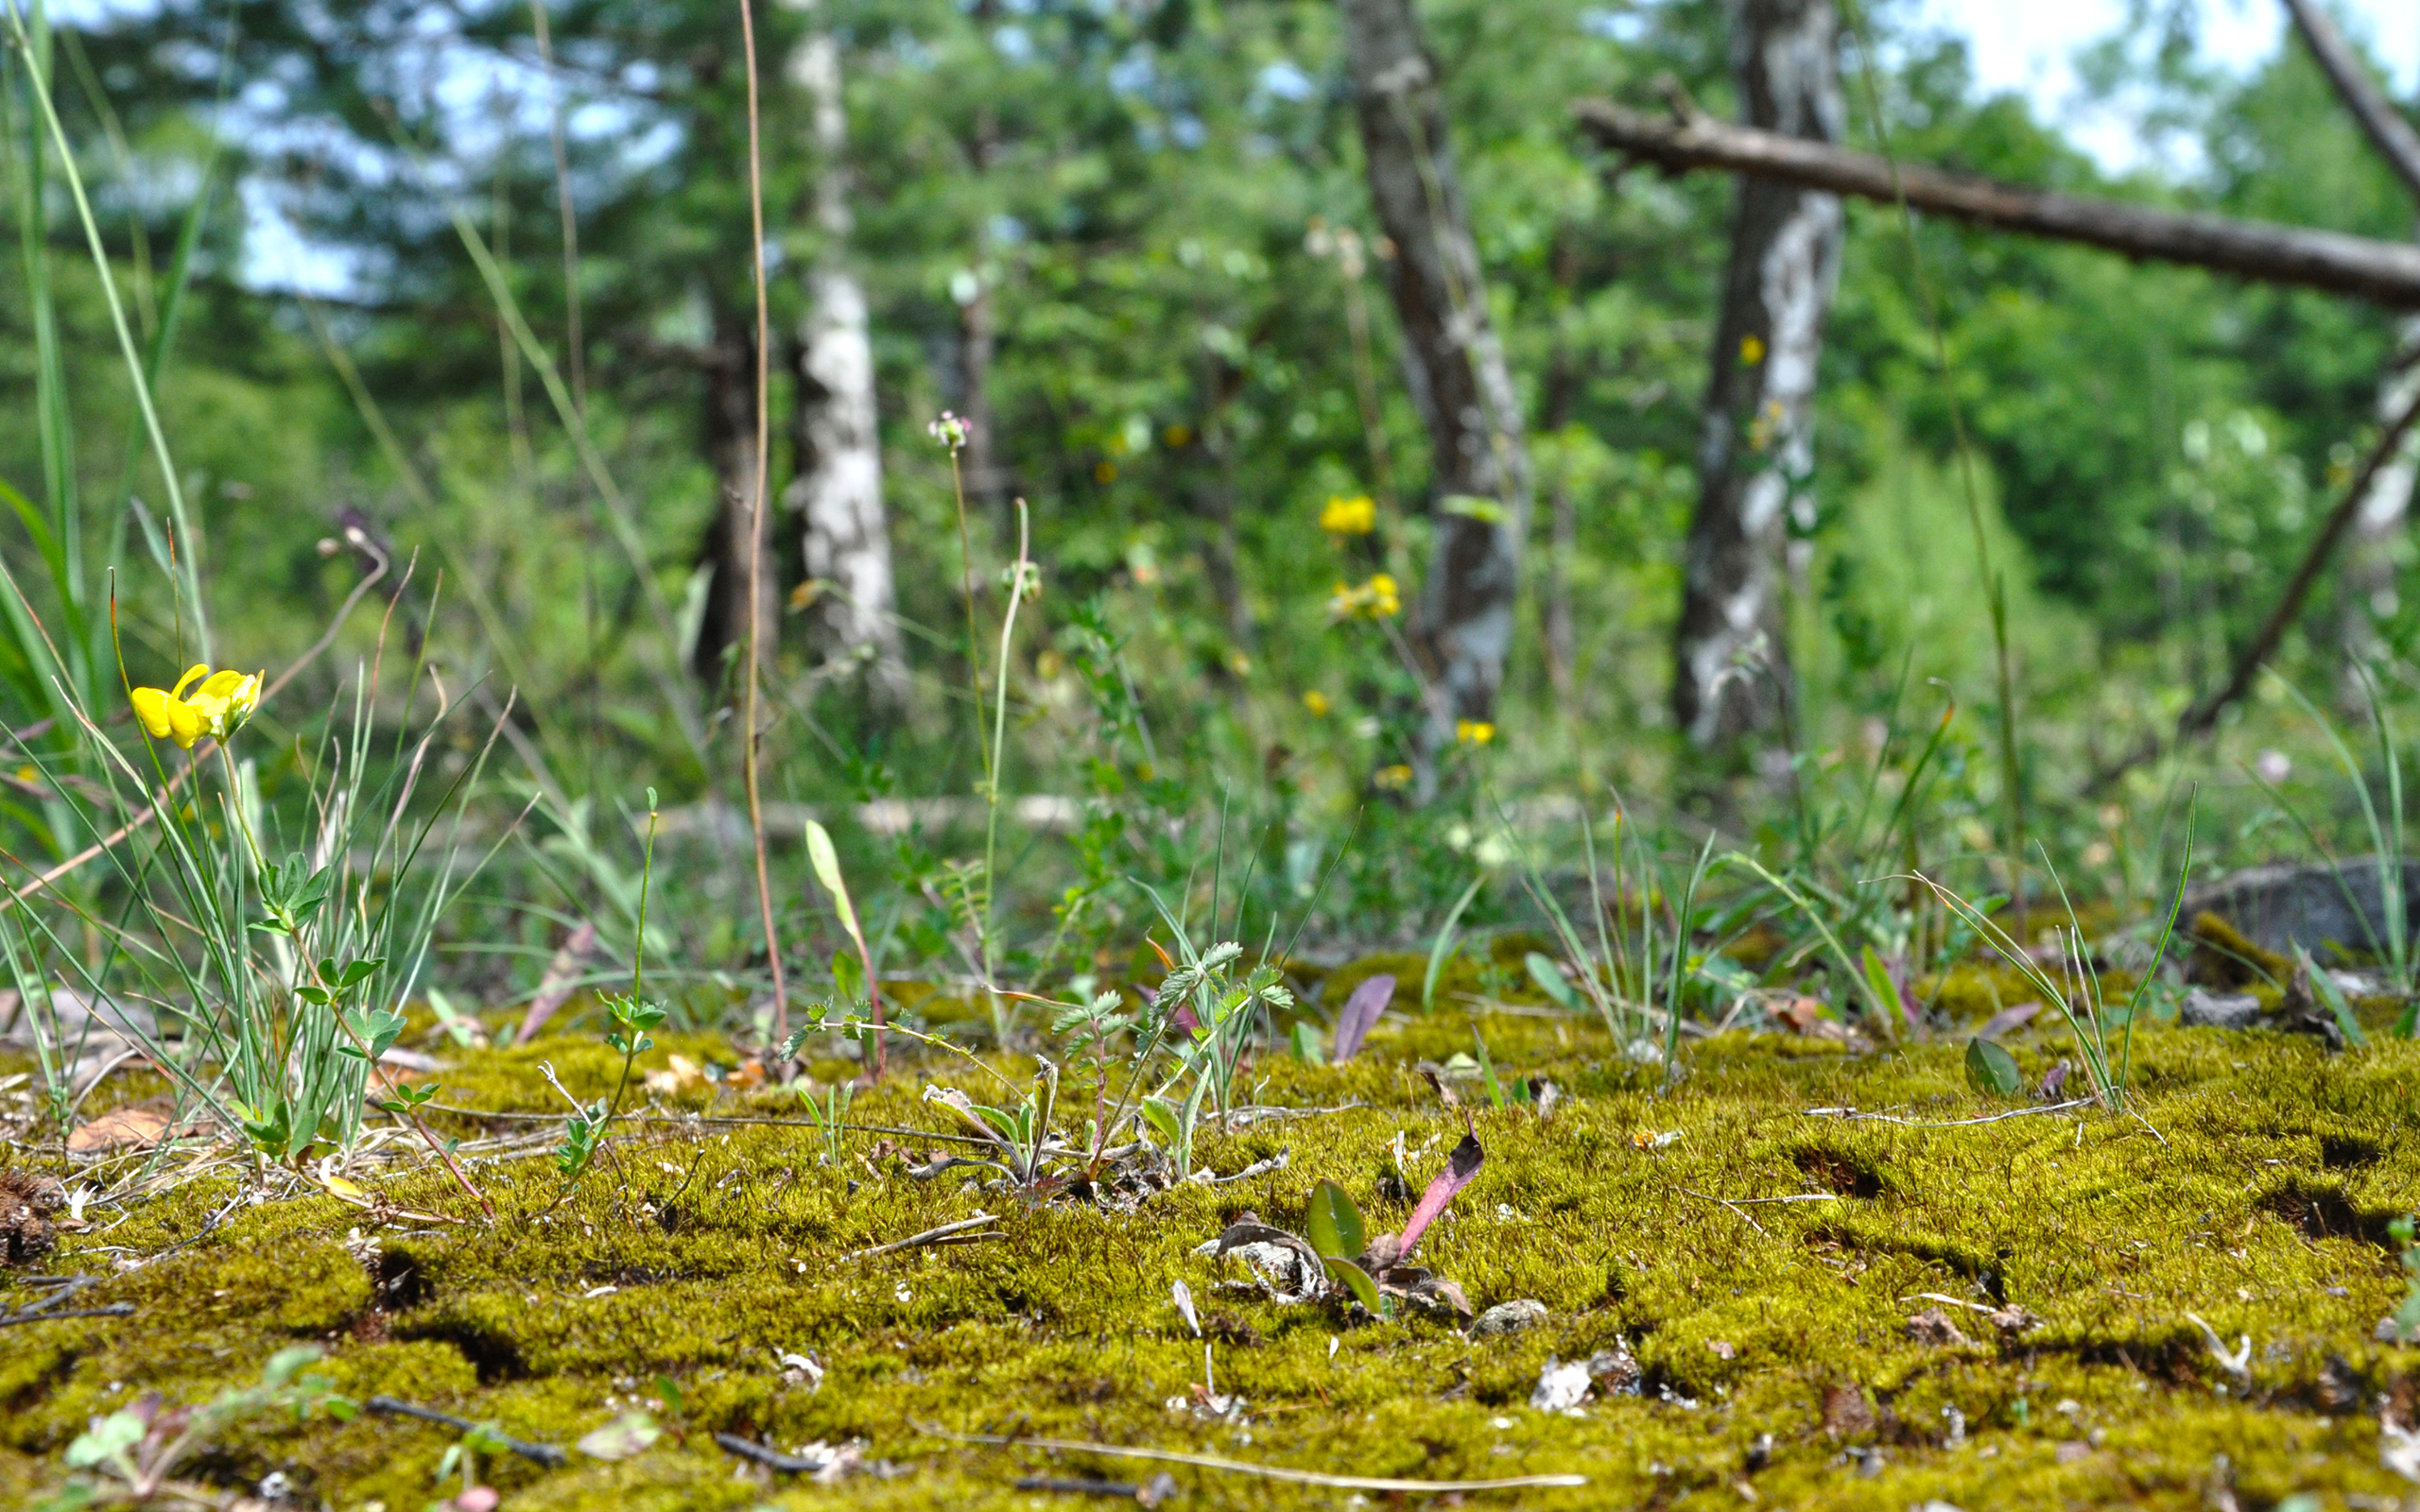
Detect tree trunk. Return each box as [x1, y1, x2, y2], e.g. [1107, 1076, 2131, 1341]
[1669, 0, 1843, 745]
[2343, 323, 2420, 686]
[782, 6, 906, 711]
[956, 0, 1008, 527]
[695, 321, 776, 693]
[1336, 0, 1531, 794]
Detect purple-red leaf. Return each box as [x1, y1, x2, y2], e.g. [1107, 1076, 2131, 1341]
[1394, 1132, 1483, 1257]
[1331, 974, 1394, 1062]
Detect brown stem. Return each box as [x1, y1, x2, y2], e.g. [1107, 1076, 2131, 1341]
[737, 0, 788, 1044]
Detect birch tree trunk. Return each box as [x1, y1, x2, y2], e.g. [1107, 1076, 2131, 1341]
[2342, 319, 2420, 686]
[1337, 0, 1531, 793]
[782, 5, 906, 710]
[1670, 0, 1844, 745]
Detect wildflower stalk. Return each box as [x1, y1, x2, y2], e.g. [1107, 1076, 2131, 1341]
[736, 0, 787, 1046]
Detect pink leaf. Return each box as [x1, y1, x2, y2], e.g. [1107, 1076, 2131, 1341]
[1394, 1132, 1483, 1257]
[1331, 974, 1394, 1062]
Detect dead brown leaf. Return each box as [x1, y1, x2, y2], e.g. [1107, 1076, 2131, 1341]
[67, 1100, 172, 1156]
[513, 919, 599, 1046]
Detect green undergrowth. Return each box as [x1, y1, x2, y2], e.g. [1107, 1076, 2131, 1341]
[7, 998, 2420, 1510]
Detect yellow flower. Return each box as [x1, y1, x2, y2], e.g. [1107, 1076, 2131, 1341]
[1373, 764, 1413, 791]
[131, 663, 263, 749]
[1369, 572, 1400, 617]
[1328, 574, 1400, 621]
[1303, 690, 1331, 717]
[1319, 494, 1376, 535]
[1456, 719, 1495, 747]
[1740, 334, 1766, 366]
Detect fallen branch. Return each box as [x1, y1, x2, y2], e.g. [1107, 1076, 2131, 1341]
[838, 1211, 997, 1263]
[1804, 1099, 2094, 1127]
[362, 1396, 566, 1466]
[917, 1424, 1589, 1492]
[1574, 98, 2420, 307]
[713, 1434, 836, 1474]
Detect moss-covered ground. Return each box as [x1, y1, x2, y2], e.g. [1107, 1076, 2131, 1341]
[7, 990, 2420, 1510]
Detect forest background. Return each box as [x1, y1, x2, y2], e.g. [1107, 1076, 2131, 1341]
[7, 0, 2419, 998]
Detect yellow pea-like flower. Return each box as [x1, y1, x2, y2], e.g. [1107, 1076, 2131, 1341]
[130, 663, 264, 749]
[1320, 494, 1376, 535]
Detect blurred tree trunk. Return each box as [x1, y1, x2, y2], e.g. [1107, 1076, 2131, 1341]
[2277, 0, 2420, 696]
[1671, 0, 1844, 747]
[694, 321, 776, 693]
[783, 5, 907, 712]
[1337, 0, 1531, 795]
[2342, 326, 2420, 690]
[957, 0, 1007, 528]
[1541, 232, 1584, 701]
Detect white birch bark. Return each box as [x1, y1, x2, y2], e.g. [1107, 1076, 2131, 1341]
[782, 4, 905, 707]
[1671, 0, 1844, 746]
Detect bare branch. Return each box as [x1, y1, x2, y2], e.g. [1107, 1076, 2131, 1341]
[2280, 0, 2420, 204]
[1574, 99, 2420, 306]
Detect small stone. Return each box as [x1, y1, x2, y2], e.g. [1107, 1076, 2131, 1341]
[2180, 989, 2262, 1029]
[1467, 1298, 1547, 1340]
[1822, 1383, 1876, 1438]
[1587, 1340, 1643, 1396]
[1530, 1356, 1592, 1412]
[1906, 1307, 1973, 1349]
[0, 1171, 56, 1266]
[2055, 1440, 2092, 1465]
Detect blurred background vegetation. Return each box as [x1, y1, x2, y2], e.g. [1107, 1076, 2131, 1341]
[7, 0, 2420, 1016]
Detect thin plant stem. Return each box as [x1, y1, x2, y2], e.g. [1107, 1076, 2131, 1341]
[601, 800, 661, 1132]
[1841, 0, 2026, 931]
[736, 0, 787, 1045]
[982, 500, 1033, 987]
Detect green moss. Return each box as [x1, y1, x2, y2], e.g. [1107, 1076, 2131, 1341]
[7, 995, 2420, 1509]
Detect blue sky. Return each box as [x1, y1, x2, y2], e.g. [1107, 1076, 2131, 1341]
[1922, 0, 2419, 168]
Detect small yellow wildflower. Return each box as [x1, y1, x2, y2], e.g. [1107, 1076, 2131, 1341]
[1303, 690, 1331, 717]
[1227, 651, 1252, 677]
[1330, 573, 1401, 620]
[1740, 334, 1766, 366]
[131, 664, 263, 749]
[1373, 764, 1413, 791]
[1456, 719, 1495, 747]
[1319, 494, 1376, 535]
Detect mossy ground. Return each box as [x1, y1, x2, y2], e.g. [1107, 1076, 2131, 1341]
[6, 990, 2420, 1511]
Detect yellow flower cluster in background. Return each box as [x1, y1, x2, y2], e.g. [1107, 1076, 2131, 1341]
[1456, 719, 1495, 747]
[131, 664, 263, 749]
[1373, 764, 1413, 790]
[1302, 690, 1331, 716]
[1327, 572, 1400, 620]
[1319, 494, 1376, 535]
